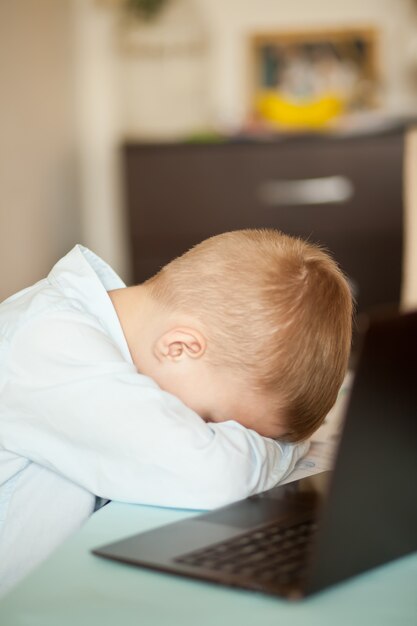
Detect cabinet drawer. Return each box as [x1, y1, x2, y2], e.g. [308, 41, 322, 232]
[124, 132, 404, 313]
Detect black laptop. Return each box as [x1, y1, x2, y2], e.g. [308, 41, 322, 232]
[93, 310, 417, 599]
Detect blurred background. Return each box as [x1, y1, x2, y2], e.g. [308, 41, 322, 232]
[1, 0, 416, 313]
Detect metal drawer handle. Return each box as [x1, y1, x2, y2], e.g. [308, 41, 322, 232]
[258, 175, 354, 207]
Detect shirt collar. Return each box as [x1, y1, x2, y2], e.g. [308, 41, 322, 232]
[48, 245, 133, 364]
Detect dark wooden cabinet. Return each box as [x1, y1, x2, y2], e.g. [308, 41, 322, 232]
[124, 128, 405, 315]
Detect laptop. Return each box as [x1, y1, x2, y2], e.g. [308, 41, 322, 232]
[93, 310, 417, 599]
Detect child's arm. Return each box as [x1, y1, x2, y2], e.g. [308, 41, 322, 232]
[1, 311, 307, 510]
[0, 461, 95, 596]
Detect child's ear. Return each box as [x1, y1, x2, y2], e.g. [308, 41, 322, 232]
[155, 328, 206, 362]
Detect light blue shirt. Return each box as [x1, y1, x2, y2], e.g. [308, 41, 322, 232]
[0, 245, 307, 592]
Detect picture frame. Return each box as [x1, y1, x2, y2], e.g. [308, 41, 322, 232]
[248, 27, 379, 130]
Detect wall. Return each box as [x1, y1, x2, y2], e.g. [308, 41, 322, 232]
[403, 127, 417, 309]
[72, 0, 129, 280]
[0, 0, 80, 300]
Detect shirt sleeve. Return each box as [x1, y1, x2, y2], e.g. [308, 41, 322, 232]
[1, 310, 308, 510]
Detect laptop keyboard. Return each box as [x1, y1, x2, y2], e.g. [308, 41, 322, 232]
[174, 518, 317, 586]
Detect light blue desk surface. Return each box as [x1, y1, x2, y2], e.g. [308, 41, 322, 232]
[1, 501, 416, 626]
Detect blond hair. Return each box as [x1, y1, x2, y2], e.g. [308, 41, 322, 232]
[145, 229, 353, 442]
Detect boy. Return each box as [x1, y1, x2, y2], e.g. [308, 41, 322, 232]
[0, 229, 352, 592]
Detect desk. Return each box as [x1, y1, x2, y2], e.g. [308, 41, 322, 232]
[1, 500, 416, 626]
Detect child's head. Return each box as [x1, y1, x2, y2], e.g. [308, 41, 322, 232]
[137, 229, 353, 442]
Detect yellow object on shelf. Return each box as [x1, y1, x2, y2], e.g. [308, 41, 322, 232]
[256, 91, 345, 129]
